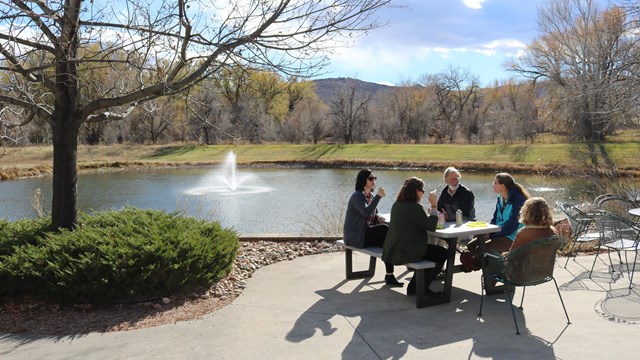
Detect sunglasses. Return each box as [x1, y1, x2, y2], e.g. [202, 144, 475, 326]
[418, 189, 425, 193]
[368, 176, 377, 181]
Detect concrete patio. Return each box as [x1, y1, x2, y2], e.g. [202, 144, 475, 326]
[1, 250, 638, 359]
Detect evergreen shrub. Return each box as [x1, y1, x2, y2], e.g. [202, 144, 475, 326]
[0, 208, 239, 306]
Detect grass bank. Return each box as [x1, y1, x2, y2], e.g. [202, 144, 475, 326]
[2, 142, 639, 180]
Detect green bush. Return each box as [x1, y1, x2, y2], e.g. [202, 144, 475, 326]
[0, 208, 239, 306]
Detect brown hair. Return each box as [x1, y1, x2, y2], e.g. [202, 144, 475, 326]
[495, 172, 530, 200]
[396, 177, 424, 203]
[519, 197, 554, 226]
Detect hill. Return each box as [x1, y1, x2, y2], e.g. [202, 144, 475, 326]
[311, 77, 393, 103]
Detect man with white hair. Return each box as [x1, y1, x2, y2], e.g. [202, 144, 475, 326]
[436, 166, 476, 221]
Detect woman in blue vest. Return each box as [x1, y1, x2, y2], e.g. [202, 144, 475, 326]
[460, 172, 530, 271]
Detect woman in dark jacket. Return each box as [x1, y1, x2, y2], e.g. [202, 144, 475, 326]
[343, 169, 402, 287]
[382, 177, 448, 296]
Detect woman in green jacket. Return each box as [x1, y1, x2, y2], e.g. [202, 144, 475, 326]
[382, 177, 448, 296]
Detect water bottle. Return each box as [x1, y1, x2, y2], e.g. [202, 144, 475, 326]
[437, 211, 445, 229]
[456, 209, 463, 226]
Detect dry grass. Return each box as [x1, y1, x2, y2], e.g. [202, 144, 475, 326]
[3, 143, 640, 180]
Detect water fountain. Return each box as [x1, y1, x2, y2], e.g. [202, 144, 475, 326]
[184, 151, 272, 196]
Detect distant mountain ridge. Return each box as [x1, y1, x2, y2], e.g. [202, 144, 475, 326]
[311, 77, 393, 103]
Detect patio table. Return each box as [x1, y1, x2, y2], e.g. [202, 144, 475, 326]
[380, 213, 502, 306]
[428, 222, 503, 305]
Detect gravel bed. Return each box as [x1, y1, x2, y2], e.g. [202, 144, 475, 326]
[0, 240, 342, 336]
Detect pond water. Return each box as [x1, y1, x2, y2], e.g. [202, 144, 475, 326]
[0, 166, 590, 235]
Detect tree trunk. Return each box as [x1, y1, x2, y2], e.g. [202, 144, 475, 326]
[51, 115, 80, 230]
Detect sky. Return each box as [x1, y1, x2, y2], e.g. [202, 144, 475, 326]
[313, 0, 549, 87]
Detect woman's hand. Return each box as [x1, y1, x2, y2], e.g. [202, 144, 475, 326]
[428, 190, 437, 207]
[376, 187, 386, 198]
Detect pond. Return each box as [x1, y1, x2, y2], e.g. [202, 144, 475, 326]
[0, 165, 592, 235]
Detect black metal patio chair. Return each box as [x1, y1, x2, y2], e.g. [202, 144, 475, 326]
[558, 202, 600, 268]
[588, 211, 640, 289]
[477, 235, 571, 335]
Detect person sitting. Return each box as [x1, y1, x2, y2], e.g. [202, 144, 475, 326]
[437, 166, 476, 221]
[485, 197, 558, 276]
[343, 169, 403, 287]
[382, 177, 448, 297]
[510, 197, 558, 252]
[460, 172, 530, 272]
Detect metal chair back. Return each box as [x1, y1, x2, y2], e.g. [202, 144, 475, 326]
[478, 235, 571, 335]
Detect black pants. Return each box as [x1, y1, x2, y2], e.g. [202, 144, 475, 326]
[364, 223, 394, 273]
[412, 244, 448, 289]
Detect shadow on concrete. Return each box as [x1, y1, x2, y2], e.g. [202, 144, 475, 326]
[286, 277, 561, 359]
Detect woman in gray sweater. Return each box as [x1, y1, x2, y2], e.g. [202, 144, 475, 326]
[343, 169, 403, 287]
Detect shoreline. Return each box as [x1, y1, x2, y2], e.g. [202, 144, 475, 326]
[3, 158, 640, 182]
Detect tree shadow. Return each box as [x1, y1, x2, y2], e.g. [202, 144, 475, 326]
[286, 279, 559, 359]
[508, 144, 531, 162]
[145, 144, 200, 158]
[559, 265, 640, 325]
[568, 142, 618, 176]
[297, 144, 343, 160]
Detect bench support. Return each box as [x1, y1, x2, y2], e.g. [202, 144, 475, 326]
[345, 248, 377, 279]
[337, 240, 440, 308]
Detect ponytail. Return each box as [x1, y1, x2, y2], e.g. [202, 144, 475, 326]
[495, 172, 530, 199]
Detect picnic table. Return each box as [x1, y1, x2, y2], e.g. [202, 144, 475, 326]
[380, 212, 503, 306]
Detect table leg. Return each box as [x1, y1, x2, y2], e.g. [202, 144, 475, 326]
[415, 238, 455, 308]
[441, 237, 457, 302]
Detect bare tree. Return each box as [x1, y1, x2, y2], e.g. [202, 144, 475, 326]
[129, 99, 174, 144]
[329, 79, 372, 143]
[422, 66, 480, 144]
[0, 0, 391, 229]
[185, 82, 235, 145]
[370, 90, 401, 144]
[509, 0, 640, 142]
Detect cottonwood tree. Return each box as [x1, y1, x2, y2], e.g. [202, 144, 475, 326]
[485, 80, 540, 144]
[509, 0, 640, 141]
[280, 79, 325, 143]
[0, 0, 391, 229]
[283, 94, 328, 144]
[373, 82, 430, 144]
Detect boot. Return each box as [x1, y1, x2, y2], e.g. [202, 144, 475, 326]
[385, 274, 404, 287]
[460, 251, 479, 272]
